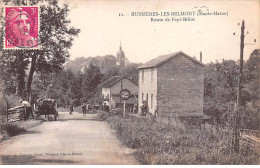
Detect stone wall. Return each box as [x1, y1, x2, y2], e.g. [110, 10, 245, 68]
[157, 54, 204, 117]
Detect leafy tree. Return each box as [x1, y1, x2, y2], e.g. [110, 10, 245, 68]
[0, 29, 29, 97]
[82, 63, 103, 99]
[102, 66, 120, 82]
[120, 63, 140, 83]
[240, 49, 260, 129]
[244, 49, 260, 102]
[204, 60, 239, 123]
[32, 69, 78, 106]
[204, 50, 260, 129]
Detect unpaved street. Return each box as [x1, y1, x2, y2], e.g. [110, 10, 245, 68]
[0, 112, 138, 165]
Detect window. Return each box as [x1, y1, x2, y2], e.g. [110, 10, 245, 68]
[146, 94, 148, 103]
[142, 93, 144, 102]
[151, 94, 153, 108]
[142, 70, 144, 83]
[151, 68, 154, 83]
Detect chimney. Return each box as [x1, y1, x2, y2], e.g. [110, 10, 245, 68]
[200, 52, 202, 63]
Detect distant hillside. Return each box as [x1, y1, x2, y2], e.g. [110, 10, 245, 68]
[64, 55, 118, 74]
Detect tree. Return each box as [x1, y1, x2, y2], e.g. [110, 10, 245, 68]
[0, 26, 29, 97]
[240, 49, 260, 130]
[204, 50, 260, 129]
[0, 0, 80, 101]
[82, 63, 103, 99]
[120, 63, 140, 83]
[244, 49, 260, 101]
[204, 60, 239, 124]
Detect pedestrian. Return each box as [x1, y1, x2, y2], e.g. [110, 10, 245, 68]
[86, 101, 90, 113]
[20, 99, 34, 120]
[69, 103, 73, 115]
[133, 102, 138, 114]
[82, 102, 86, 116]
[140, 100, 148, 117]
[104, 103, 109, 112]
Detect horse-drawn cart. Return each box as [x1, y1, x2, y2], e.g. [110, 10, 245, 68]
[35, 98, 58, 121]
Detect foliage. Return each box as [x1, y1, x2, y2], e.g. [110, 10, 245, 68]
[0, 94, 22, 118]
[1, 123, 26, 138]
[82, 63, 103, 99]
[204, 49, 260, 129]
[1, 120, 42, 140]
[29, 64, 103, 107]
[31, 69, 79, 107]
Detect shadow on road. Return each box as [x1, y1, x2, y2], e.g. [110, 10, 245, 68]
[1, 155, 77, 165]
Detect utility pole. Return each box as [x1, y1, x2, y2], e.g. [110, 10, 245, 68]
[237, 20, 245, 107]
[120, 80, 122, 107]
[234, 20, 245, 153]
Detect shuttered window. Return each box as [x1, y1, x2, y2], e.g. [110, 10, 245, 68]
[151, 94, 153, 108]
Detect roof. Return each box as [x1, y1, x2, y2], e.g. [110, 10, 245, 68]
[138, 51, 205, 69]
[99, 76, 137, 88]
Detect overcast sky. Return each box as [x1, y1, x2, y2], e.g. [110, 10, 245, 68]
[65, 0, 259, 64]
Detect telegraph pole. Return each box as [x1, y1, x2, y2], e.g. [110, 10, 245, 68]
[120, 80, 122, 107]
[237, 20, 245, 107]
[234, 20, 245, 153]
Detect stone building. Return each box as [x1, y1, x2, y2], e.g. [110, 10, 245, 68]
[99, 76, 138, 111]
[138, 51, 205, 117]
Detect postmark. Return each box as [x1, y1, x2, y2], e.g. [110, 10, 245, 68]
[4, 6, 40, 49]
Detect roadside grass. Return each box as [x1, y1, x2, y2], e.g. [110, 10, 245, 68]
[101, 112, 259, 165]
[96, 110, 111, 120]
[0, 120, 43, 141]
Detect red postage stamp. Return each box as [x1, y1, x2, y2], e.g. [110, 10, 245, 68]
[4, 7, 40, 49]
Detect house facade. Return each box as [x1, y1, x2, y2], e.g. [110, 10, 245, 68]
[99, 76, 138, 111]
[138, 51, 205, 117]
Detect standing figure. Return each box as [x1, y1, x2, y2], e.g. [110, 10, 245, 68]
[140, 100, 148, 117]
[133, 102, 138, 114]
[69, 103, 73, 115]
[20, 99, 34, 120]
[82, 102, 86, 116]
[104, 103, 109, 112]
[86, 102, 90, 113]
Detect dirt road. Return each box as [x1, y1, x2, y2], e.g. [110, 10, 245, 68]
[0, 112, 138, 165]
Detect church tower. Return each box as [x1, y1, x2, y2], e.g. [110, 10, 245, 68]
[116, 42, 126, 68]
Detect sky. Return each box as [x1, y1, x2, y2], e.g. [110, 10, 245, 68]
[62, 0, 259, 64]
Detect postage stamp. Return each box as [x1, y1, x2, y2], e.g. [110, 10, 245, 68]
[4, 6, 40, 49]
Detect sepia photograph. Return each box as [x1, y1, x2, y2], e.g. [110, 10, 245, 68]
[0, 0, 259, 165]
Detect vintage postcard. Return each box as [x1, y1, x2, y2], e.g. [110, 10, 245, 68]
[0, 0, 259, 165]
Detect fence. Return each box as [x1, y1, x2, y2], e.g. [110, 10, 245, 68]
[240, 129, 260, 147]
[240, 129, 260, 137]
[2, 106, 25, 123]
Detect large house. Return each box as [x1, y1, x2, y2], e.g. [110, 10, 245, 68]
[138, 51, 205, 117]
[99, 76, 138, 111]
